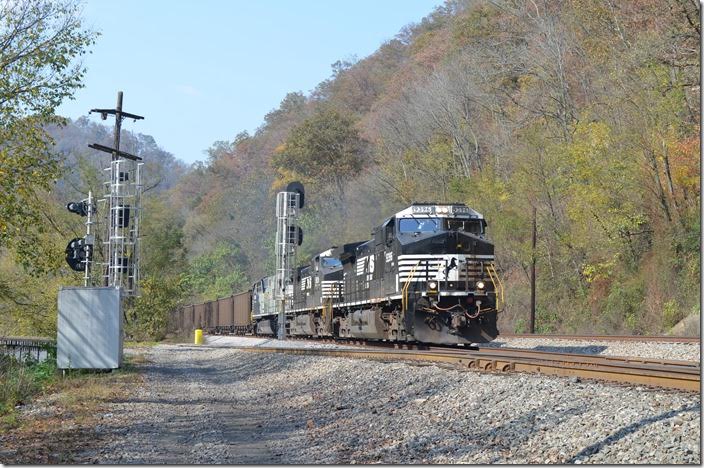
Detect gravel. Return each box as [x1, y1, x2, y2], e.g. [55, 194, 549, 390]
[74, 344, 700, 464]
[482, 337, 700, 362]
[205, 335, 360, 350]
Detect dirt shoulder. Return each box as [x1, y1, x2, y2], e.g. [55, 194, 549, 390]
[73, 345, 285, 464]
[1, 345, 292, 464]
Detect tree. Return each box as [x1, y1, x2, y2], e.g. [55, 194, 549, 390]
[126, 275, 185, 340]
[272, 108, 367, 206]
[180, 243, 250, 302]
[0, 0, 96, 271]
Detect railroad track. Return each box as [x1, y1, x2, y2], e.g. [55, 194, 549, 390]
[227, 340, 700, 392]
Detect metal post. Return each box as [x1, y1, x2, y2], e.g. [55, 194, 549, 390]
[113, 91, 123, 160]
[84, 190, 94, 287]
[105, 91, 122, 285]
[529, 206, 537, 334]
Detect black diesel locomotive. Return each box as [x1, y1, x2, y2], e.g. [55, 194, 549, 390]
[171, 202, 502, 345]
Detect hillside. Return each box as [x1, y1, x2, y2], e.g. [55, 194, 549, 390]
[165, 0, 700, 335]
[1, 0, 699, 338]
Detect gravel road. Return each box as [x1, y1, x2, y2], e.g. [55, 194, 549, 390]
[73, 343, 700, 464]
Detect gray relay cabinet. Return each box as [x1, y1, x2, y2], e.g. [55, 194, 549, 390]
[57, 287, 123, 369]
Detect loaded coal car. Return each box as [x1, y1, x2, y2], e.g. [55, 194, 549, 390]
[169, 291, 254, 336]
[231, 290, 253, 335]
[215, 295, 234, 334]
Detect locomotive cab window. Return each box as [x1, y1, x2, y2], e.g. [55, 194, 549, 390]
[399, 217, 440, 233]
[321, 257, 342, 268]
[383, 218, 395, 245]
[446, 218, 484, 235]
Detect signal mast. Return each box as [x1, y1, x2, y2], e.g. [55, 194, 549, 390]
[66, 91, 144, 298]
[274, 181, 304, 339]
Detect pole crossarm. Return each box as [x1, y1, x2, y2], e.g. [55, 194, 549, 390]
[88, 143, 143, 161]
[89, 108, 144, 121]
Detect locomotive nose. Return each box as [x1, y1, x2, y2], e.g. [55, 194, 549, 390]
[400, 230, 494, 255]
[449, 231, 494, 255]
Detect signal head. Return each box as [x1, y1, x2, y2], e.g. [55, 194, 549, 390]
[66, 201, 88, 217]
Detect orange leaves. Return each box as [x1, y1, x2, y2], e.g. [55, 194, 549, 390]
[668, 136, 700, 197]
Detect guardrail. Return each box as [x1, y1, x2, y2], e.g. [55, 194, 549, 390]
[0, 336, 55, 362]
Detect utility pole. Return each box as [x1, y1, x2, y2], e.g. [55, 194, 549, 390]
[88, 91, 145, 297]
[529, 206, 537, 334]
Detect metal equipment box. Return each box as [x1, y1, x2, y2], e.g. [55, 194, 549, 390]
[57, 287, 123, 369]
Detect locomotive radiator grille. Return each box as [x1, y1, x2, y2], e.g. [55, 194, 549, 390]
[397, 254, 494, 283]
[321, 280, 343, 298]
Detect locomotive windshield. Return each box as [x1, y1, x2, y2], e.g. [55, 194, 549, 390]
[399, 217, 440, 233]
[446, 218, 484, 235]
[398, 217, 484, 235]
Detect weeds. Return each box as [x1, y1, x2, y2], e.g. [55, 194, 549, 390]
[0, 353, 57, 417]
[0, 353, 144, 464]
[0, 350, 143, 428]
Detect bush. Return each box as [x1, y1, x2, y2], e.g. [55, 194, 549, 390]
[604, 279, 645, 334]
[126, 276, 184, 341]
[662, 299, 685, 329]
[0, 353, 58, 416]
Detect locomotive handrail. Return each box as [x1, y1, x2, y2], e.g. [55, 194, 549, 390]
[402, 260, 422, 313]
[490, 263, 504, 305]
[487, 263, 504, 311]
[486, 264, 498, 309]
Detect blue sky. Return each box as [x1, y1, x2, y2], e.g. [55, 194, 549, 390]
[57, 0, 442, 164]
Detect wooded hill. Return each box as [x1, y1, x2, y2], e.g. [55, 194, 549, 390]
[1, 0, 699, 338]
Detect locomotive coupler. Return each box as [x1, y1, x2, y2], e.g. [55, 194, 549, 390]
[450, 312, 467, 329]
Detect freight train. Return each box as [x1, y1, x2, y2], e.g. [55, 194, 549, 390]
[169, 202, 503, 345]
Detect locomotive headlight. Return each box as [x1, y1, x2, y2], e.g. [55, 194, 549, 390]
[476, 281, 486, 290]
[428, 281, 438, 290]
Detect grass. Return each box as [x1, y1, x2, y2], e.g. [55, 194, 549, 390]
[0, 352, 145, 464]
[0, 353, 58, 419]
[0, 350, 144, 430]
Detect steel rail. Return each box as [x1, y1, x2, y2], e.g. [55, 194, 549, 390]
[223, 343, 700, 392]
[499, 333, 699, 343]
